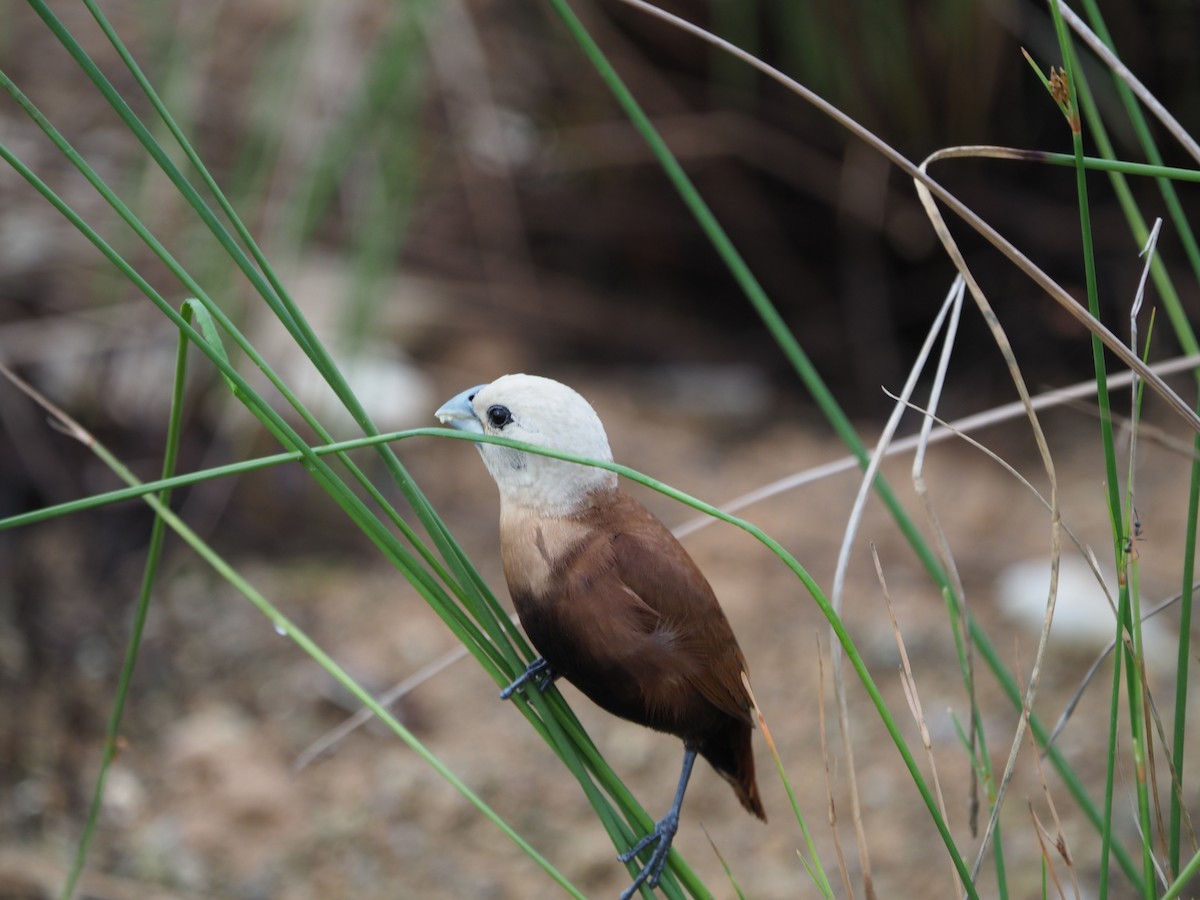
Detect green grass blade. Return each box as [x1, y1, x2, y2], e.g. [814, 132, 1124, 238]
[1041, 8, 1148, 891]
[1070, 0, 1200, 875]
[0, 113, 583, 869]
[58, 313, 192, 899]
[1162, 845, 1200, 900]
[0, 62, 522, 682]
[4, 370, 587, 898]
[0, 104, 691, 891]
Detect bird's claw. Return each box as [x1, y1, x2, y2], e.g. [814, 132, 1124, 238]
[499, 657, 557, 700]
[618, 813, 679, 900]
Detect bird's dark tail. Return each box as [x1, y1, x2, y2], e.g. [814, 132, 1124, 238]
[700, 719, 767, 822]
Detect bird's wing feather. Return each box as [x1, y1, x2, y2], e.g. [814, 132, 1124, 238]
[598, 491, 753, 725]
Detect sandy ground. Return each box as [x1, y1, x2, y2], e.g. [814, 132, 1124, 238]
[4, 366, 1200, 899]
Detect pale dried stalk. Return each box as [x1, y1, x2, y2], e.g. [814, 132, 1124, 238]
[1142, 669, 1200, 863]
[816, 638, 856, 900]
[294, 641, 474, 773]
[1046, 589, 1183, 752]
[1023, 685, 1082, 900]
[674, 353, 1200, 541]
[1028, 803, 1071, 900]
[913, 146, 1064, 889]
[1057, 2, 1200, 164]
[905, 278, 981, 835]
[871, 545, 961, 897]
[828, 281, 962, 896]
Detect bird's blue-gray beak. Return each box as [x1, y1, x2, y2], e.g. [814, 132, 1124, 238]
[435, 384, 488, 434]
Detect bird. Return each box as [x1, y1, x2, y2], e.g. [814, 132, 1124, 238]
[436, 373, 766, 898]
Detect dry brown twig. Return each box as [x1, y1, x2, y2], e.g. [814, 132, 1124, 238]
[1141, 665, 1200, 867]
[1028, 803, 1072, 900]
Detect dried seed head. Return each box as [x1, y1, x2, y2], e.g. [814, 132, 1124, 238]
[1049, 67, 1070, 107]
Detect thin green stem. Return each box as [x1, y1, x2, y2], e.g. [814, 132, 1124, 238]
[1, 364, 584, 895]
[1162, 844, 1200, 900]
[1045, 4, 1147, 891]
[59, 307, 194, 898]
[1071, 0, 1200, 874]
[95, 452, 583, 898]
[1033, 153, 1200, 182]
[55, 1, 495, 652]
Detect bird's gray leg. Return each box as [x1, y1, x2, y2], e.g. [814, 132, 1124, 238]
[618, 746, 697, 900]
[499, 657, 558, 699]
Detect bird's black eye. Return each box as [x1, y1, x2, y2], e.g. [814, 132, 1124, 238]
[486, 405, 513, 429]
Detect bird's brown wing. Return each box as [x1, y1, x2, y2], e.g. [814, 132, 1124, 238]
[596, 490, 755, 727]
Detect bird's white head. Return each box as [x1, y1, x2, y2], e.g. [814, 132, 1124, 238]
[435, 374, 618, 516]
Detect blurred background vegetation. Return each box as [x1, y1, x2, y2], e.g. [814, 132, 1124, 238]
[3, 0, 1197, 420]
[1, 0, 1199, 895]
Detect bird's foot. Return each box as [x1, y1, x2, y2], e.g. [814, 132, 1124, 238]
[617, 811, 680, 900]
[499, 657, 557, 700]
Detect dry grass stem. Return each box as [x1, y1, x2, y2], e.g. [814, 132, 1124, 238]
[675, 352, 1200, 541]
[1140, 660, 1171, 872]
[913, 142, 1067, 888]
[871, 545, 961, 897]
[1124, 220, 1160, 566]
[1022, 678, 1082, 899]
[0, 361, 95, 448]
[883, 391, 1111, 611]
[816, 639, 856, 900]
[827, 279, 963, 898]
[1057, 2, 1200, 164]
[1044, 588, 1187, 752]
[907, 278, 980, 835]
[1029, 803, 1071, 900]
[1142, 674, 1200, 867]
[1065, 399, 1200, 463]
[1115, 739, 1171, 889]
[293, 639, 476, 772]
